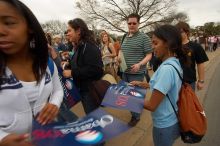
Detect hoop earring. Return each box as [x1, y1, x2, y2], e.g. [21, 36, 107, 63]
[30, 38, 36, 49]
[168, 48, 171, 57]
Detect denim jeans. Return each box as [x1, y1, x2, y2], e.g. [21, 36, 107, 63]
[57, 102, 78, 123]
[153, 123, 180, 146]
[122, 73, 145, 120]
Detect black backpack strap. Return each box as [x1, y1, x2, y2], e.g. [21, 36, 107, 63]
[107, 46, 112, 54]
[121, 33, 127, 45]
[165, 64, 183, 81]
[165, 63, 183, 118]
[167, 94, 178, 117]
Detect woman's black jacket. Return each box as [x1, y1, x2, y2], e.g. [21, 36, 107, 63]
[71, 41, 103, 91]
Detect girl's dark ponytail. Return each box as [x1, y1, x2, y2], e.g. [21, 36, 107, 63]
[175, 46, 191, 68]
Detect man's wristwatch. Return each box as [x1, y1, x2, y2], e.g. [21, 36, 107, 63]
[198, 80, 205, 83]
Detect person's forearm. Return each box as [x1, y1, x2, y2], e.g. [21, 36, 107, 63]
[107, 53, 116, 58]
[138, 53, 152, 66]
[109, 45, 116, 58]
[197, 63, 205, 81]
[50, 65, 63, 108]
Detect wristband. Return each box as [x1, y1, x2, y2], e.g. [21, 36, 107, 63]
[198, 80, 204, 83]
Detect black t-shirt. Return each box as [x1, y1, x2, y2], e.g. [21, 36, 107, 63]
[182, 41, 209, 83]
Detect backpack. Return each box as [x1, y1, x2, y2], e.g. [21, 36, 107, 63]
[167, 64, 207, 144]
[88, 79, 111, 108]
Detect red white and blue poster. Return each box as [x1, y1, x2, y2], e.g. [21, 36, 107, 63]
[101, 81, 146, 113]
[57, 68, 81, 109]
[31, 108, 130, 146]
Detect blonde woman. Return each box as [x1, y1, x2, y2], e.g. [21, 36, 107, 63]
[101, 32, 117, 79]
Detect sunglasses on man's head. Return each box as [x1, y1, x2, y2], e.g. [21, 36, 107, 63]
[128, 22, 137, 25]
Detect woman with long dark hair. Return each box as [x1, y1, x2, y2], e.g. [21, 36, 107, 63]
[0, 0, 63, 145]
[63, 18, 103, 114]
[131, 25, 190, 146]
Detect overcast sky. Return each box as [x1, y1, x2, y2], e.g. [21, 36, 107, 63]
[21, 0, 220, 27]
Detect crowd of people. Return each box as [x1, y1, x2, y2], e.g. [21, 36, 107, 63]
[192, 34, 219, 52]
[0, 0, 211, 146]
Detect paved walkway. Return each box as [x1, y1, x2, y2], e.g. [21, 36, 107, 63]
[71, 48, 220, 146]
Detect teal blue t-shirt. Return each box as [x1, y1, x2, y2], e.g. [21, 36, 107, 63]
[150, 57, 183, 128]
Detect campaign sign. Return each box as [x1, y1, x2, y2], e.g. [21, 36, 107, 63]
[32, 108, 130, 146]
[101, 81, 146, 113]
[57, 67, 81, 109]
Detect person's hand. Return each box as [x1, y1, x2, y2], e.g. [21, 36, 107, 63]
[130, 81, 149, 89]
[60, 52, 70, 61]
[63, 70, 72, 78]
[61, 51, 69, 57]
[117, 57, 121, 63]
[36, 103, 59, 125]
[61, 61, 70, 70]
[197, 81, 204, 90]
[115, 58, 120, 66]
[1, 134, 33, 146]
[130, 63, 141, 73]
[61, 61, 69, 66]
[102, 55, 107, 59]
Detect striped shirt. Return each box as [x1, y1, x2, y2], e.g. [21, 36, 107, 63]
[121, 31, 152, 74]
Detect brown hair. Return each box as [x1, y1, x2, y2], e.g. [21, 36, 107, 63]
[176, 21, 190, 37]
[101, 32, 111, 45]
[68, 18, 96, 44]
[127, 13, 140, 23]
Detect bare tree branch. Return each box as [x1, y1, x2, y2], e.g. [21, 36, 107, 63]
[104, 0, 127, 17]
[140, 4, 170, 25]
[89, 3, 126, 32]
[75, 0, 183, 33]
[139, 0, 159, 17]
[41, 20, 67, 36]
